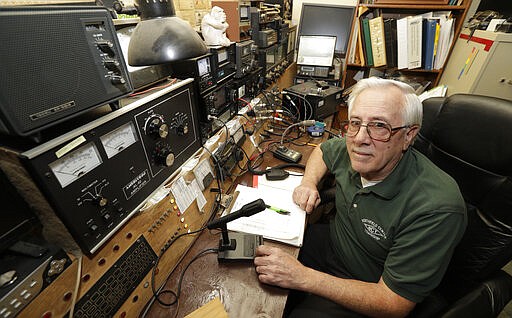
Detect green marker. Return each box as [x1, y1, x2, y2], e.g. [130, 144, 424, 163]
[266, 204, 291, 215]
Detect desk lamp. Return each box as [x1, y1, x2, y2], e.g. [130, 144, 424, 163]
[128, 0, 207, 66]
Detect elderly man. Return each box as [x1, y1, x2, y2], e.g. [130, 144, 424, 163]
[254, 78, 467, 317]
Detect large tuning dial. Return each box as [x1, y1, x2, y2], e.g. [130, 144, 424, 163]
[146, 115, 168, 139]
[153, 141, 175, 167]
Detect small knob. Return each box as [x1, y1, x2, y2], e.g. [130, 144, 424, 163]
[97, 40, 115, 56]
[176, 124, 188, 136]
[154, 143, 175, 167]
[104, 59, 120, 72]
[95, 195, 108, 207]
[110, 75, 126, 85]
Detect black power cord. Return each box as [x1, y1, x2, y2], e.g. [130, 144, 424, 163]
[247, 162, 305, 181]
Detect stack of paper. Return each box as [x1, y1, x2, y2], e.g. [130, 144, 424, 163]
[225, 175, 306, 247]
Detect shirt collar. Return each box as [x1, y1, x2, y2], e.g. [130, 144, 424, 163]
[350, 149, 412, 200]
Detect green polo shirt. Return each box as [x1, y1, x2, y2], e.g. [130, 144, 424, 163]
[320, 138, 466, 303]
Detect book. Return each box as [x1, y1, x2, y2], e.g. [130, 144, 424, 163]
[362, 17, 374, 67]
[225, 183, 306, 247]
[434, 17, 454, 69]
[397, 17, 408, 69]
[432, 22, 441, 69]
[348, 17, 360, 64]
[384, 18, 397, 68]
[369, 16, 387, 67]
[422, 18, 438, 70]
[356, 19, 366, 66]
[407, 15, 423, 69]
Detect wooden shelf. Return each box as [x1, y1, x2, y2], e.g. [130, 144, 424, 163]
[341, 0, 472, 88]
[347, 64, 442, 73]
[361, 4, 467, 10]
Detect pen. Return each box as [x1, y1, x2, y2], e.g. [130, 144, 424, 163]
[266, 204, 291, 215]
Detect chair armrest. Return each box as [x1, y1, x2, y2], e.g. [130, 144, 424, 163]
[441, 270, 512, 318]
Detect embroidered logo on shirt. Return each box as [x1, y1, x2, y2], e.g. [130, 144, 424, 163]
[361, 218, 387, 241]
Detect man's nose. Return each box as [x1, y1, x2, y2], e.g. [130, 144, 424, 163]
[353, 125, 371, 142]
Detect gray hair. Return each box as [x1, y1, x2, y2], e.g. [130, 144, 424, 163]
[346, 77, 423, 128]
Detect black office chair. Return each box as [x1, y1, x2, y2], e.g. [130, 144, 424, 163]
[316, 94, 512, 317]
[408, 94, 512, 317]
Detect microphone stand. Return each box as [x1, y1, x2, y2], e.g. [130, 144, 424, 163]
[207, 199, 267, 261]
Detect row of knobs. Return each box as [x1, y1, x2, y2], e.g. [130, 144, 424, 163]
[147, 116, 189, 167]
[96, 40, 126, 85]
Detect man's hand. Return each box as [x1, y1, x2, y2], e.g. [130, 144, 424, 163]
[254, 245, 310, 289]
[292, 181, 321, 213]
[291, 146, 327, 213]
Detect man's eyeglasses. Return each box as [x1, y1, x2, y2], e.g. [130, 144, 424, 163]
[341, 120, 410, 142]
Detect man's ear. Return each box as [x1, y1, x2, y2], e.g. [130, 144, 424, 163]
[403, 125, 420, 150]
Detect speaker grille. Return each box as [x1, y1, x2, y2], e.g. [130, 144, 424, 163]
[0, 6, 132, 136]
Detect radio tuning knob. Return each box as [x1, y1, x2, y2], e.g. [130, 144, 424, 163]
[95, 195, 108, 207]
[154, 143, 175, 167]
[147, 117, 169, 138]
[176, 124, 188, 136]
[104, 59, 120, 72]
[97, 40, 115, 56]
[110, 75, 126, 85]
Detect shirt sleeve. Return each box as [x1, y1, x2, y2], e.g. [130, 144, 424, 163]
[320, 138, 345, 172]
[382, 209, 466, 303]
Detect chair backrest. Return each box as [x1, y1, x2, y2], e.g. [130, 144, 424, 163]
[413, 94, 512, 298]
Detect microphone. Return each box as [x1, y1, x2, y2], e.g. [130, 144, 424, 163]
[207, 199, 267, 262]
[207, 199, 266, 230]
[273, 120, 316, 163]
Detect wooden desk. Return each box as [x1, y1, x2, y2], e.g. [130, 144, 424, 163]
[145, 117, 332, 318]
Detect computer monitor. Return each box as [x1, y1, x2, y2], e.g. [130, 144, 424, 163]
[296, 35, 336, 67]
[298, 3, 355, 56]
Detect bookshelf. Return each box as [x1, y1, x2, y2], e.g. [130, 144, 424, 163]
[343, 0, 472, 91]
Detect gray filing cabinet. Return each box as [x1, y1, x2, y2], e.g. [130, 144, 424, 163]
[439, 29, 512, 100]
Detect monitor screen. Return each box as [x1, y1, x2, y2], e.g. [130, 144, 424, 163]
[197, 56, 211, 77]
[297, 35, 336, 67]
[298, 3, 355, 55]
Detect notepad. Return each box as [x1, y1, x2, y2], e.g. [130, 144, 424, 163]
[225, 183, 306, 247]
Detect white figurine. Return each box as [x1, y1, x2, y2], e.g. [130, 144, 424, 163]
[201, 6, 231, 47]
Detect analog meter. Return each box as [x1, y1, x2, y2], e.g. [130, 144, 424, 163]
[100, 122, 138, 158]
[49, 142, 103, 188]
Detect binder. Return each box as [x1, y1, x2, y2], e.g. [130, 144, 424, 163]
[434, 17, 454, 69]
[356, 18, 366, 66]
[407, 15, 423, 69]
[362, 17, 374, 66]
[422, 18, 438, 70]
[369, 16, 387, 67]
[397, 17, 408, 69]
[432, 22, 441, 69]
[384, 18, 397, 68]
[348, 18, 359, 64]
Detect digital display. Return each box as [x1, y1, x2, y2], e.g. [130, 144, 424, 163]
[266, 52, 275, 64]
[240, 6, 249, 19]
[242, 45, 251, 56]
[297, 35, 336, 67]
[197, 57, 211, 77]
[218, 49, 228, 63]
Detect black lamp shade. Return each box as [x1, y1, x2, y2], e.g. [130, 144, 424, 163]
[128, 0, 207, 66]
